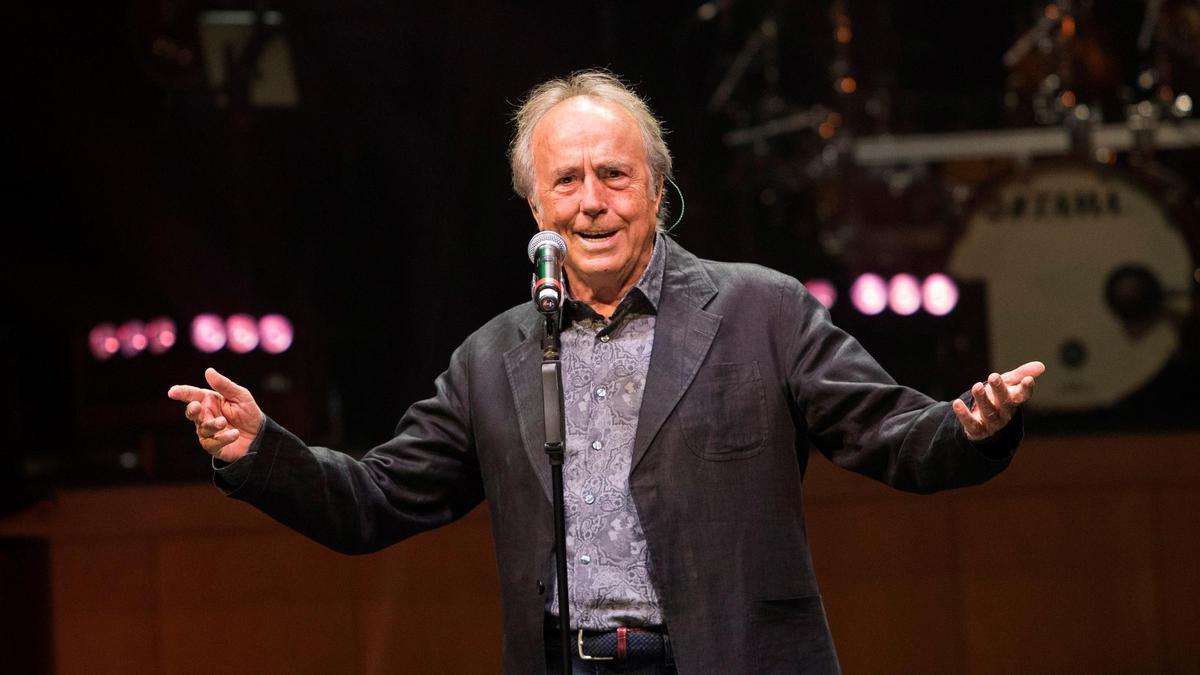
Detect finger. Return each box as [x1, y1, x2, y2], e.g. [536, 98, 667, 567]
[184, 400, 204, 422]
[198, 416, 228, 438]
[1002, 361, 1046, 385]
[973, 382, 1002, 423]
[1010, 375, 1037, 404]
[974, 381, 1012, 427]
[205, 368, 248, 402]
[200, 428, 240, 454]
[168, 384, 214, 403]
[988, 372, 1013, 408]
[953, 398, 987, 440]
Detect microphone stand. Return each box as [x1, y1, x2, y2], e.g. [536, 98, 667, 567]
[540, 309, 572, 674]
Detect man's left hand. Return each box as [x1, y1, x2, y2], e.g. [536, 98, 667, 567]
[952, 361, 1046, 442]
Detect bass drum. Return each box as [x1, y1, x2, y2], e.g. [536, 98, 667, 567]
[948, 163, 1196, 411]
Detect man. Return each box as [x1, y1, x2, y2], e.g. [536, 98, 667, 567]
[169, 71, 1043, 674]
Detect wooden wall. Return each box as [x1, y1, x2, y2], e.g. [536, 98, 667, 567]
[2, 432, 1197, 673]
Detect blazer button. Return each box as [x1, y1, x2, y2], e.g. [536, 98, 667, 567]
[536, 580, 545, 595]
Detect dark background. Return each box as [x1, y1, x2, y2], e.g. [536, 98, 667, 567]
[3, 1, 1198, 497]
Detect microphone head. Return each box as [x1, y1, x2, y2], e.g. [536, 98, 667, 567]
[527, 231, 568, 262]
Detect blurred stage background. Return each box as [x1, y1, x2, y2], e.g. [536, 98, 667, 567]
[2, 1, 1199, 673]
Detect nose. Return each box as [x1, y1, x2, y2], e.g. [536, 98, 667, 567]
[579, 174, 607, 219]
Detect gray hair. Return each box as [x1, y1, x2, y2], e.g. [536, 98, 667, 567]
[508, 70, 673, 225]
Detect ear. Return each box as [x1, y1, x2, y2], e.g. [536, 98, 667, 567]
[527, 196, 545, 230]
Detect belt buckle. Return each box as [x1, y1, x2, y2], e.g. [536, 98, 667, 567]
[577, 629, 615, 661]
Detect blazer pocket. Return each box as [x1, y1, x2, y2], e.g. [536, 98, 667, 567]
[681, 361, 767, 461]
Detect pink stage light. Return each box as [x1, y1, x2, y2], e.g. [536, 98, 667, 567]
[225, 313, 259, 353]
[922, 274, 959, 316]
[117, 320, 148, 358]
[258, 314, 294, 354]
[191, 314, 227, 353]
[888, 274, 922, 316]
[803, 279, 838, 309]
[850, 273, 888, 315]
[146, 317, 176, 355]
[89, 323, 119, 361]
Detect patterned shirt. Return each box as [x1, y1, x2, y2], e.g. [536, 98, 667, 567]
[546, 235, 666, 630]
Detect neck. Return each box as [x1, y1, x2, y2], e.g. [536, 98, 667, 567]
[569, 275, 636, 319]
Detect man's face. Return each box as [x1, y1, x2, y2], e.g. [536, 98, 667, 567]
[528, 96, 662, 300]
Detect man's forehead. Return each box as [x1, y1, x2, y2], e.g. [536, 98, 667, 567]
[531, 96, 645, 163]
[535, 97, 639, 141]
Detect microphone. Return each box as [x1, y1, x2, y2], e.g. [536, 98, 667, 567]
[527, 231, 568, 314]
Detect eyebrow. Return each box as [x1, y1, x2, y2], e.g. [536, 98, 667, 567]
[550, 160, 635, 175]
[594, 160, 634, 173]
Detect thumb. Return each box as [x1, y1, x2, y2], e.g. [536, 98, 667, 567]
[205, 367, 247, 401]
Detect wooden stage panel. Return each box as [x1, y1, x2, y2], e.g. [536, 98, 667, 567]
[2, 432, 1198, 673]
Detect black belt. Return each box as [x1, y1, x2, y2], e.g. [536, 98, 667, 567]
[545, 615, 673, 665]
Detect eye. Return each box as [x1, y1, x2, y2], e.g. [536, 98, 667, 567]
[603, 168, 625, 179]
[556, 175, 575, 185]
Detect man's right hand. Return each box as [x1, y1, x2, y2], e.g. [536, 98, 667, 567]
[167, 368, 264, 463]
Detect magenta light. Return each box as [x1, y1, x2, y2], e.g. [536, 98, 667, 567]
[146, 317, 176, 355]
[922, 274, 959, 316]
[803, 279, 837, 309]
[117, 320, 148, 358]
[888, 274, 922, 316]
[850, 273, 888, 315]
[258, 314, 293, 354]
[226, 313, 259, 353]
[89, 323, 119, 361]
[191, 314, 227, 353]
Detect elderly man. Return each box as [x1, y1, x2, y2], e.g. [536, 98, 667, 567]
[169, 70, 1043, 674]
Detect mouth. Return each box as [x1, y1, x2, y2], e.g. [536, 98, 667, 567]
[576, 229, 618, 242]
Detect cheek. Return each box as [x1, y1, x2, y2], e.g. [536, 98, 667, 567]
[552, 200, 581, 226]
[614, 194, 658, 227]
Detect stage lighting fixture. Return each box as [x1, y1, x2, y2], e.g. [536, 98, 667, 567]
[117, 321, 148, 358]
[258, 314, 294, 354]
[850, 274, 888, 315]
[803, 279, 838, 309]
[145, 317, 177, 354]
[921, 274, 959, 316]
[225, 314, 259, 353]
[191, 314, 227, 353]
[888, 274, 922, 315]
[89, 323, 120, 361]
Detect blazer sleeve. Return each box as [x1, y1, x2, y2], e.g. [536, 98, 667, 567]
[780, 277, 1020, 494]
[217, 339, 485, 554]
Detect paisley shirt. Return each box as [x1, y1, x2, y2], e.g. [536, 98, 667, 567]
[546, 235, 665, 630]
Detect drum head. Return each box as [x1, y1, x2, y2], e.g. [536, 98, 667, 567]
[949, 163, 1194, 411]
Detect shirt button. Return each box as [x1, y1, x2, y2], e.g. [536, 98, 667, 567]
[599, 334, 611, 343]
[591, 440, 603, 451]
[583, 493, 595, 504]
[595, 387, 607, 399]
[580, 554, 591, 565]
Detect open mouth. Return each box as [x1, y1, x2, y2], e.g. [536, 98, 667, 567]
[577, 230, 617, 241]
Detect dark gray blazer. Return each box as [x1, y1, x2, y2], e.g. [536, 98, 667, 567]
[225, 236, 1019, 674]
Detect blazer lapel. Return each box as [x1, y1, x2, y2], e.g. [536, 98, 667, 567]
[631, 238, 721, 471]
[503, 311, 553, 502]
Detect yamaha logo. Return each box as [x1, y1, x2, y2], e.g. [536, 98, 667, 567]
[984, 189, 1122, 221]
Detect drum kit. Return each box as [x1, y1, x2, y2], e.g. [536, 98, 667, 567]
[715, 1, 1200, 416]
